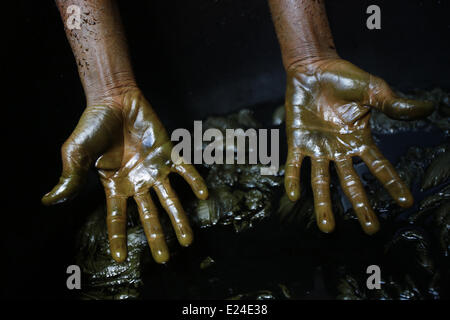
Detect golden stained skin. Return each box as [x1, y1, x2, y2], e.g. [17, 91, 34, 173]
[269, 0, 434, 234]
[42, 88, 208, 263]
[284, 58, 434, 234]
[45, 0, 208, 264]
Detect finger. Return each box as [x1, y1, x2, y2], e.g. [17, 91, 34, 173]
[335, 158, 379, 235]
[106, 196, 128, 263]
[134, 193, 170, 264]
[360, 146, 413, 208]
[154, 179, 193, 247]
[369, 76, 434, 120]
[284, 149, 303, 201]
[311, 158, 335, 233]
[172, 164, 209, 200]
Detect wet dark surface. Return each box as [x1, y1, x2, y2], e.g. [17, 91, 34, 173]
[8, 0, 449, 299]
[75, 89, 449, 300]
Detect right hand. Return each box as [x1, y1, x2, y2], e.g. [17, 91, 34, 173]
[42, 87, 208, 263]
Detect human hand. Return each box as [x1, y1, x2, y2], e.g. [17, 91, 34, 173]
[284, 58, 433, 234]
[42, 87, 208, 263]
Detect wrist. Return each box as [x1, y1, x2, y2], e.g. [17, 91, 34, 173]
[284, 48, 340, 72]
[85, 73, 138, 107]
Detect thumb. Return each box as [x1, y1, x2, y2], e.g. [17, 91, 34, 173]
[41, 142, 90, 206]
[41, 172, 86, 205]
[42, 105, 123, 205]
[369, 76, 434, 120]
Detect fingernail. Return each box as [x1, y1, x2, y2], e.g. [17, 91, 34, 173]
[362, 219, 380, 235]
[41, 193, 52, 205]
[152, 246, 170, 264]
[178, 225, 193, 247]
[196, 186, 209, 200]
[286, 182, 299, 201]
[317, 218, 335, 233]
[41, 192, 68, 206]
[397, 192, 413, 208]
[110, 242, 127, 263]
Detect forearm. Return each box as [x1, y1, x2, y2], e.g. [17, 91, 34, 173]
[268, 0, 338, 69]
[56, 0, 136, 104]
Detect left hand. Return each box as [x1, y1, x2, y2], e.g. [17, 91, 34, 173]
[284, 58, 434, 234]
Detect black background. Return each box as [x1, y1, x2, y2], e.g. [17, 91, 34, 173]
[5, 0, 450, 299]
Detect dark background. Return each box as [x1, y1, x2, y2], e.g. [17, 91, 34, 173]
[5, 0, 449, 299]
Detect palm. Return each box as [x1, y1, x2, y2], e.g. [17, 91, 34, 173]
[290, 102, 373, 160]
[96, 91, 174, 196]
